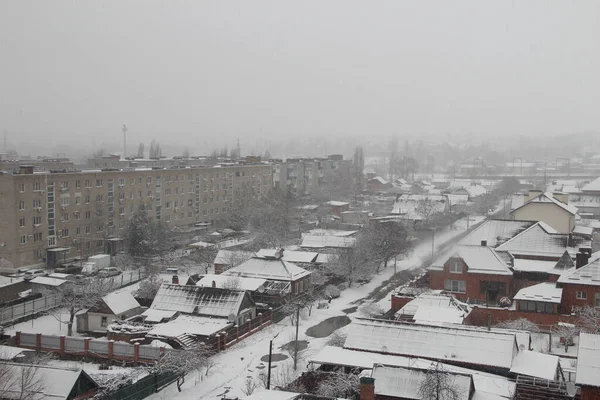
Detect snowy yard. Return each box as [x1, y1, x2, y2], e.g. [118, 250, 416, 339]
[145, 213, 483, 400]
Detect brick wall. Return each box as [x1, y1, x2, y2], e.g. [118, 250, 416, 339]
[391, 296, 413, 312]
[464, 306, 578, 329]
[581, 386, 600, 400]
[560, 283, 600, 312]
[429, 267, 513, 303]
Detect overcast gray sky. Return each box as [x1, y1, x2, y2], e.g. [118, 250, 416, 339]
[1, 0, 599, 153]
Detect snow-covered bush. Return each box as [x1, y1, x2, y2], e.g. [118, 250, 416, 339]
[323, 285, 341, 299]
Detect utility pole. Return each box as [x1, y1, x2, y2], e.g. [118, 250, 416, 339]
[294, 305, 300, 370]
[430, 228, 435, 262]
[122, 125, 128, 158]
[267, 339, 273, 389]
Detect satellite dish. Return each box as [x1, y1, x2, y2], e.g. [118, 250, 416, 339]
[257, 285, 266, 294]
[519, 344, 525, 351]
[566, 382, 577, 397]
[227, 313, 237, 323]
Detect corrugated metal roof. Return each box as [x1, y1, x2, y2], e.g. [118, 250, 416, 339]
[224, 257, 311, 281]
[576, 332, 600, 386]
[459, 219, 535, 247]
[344, 319, 517, 369]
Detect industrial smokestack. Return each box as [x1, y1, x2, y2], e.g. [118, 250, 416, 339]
[122, 124, 128, 159]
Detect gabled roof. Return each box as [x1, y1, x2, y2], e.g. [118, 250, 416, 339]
[513, 283, 563, 304]
[301, 234, 356, 249]
[196, 274, 267, 291]
[371, 365, 473, 400]
[368, 176, 389, 184]
[326, 200, 350, 207]
[224, 257, 311, 281]
[459, 219, 535, 248]
[344, 319, 518, 369]
[496, 222, 591, 258]
[101, 291, 140, 315]
[582, 176, 600, 193]
[510, 191, 578, 216]
[557, 252, 600, 286]
[150, 283, 250, 318]
[30, 276, 69, 287]
[509, 350, 559, 381]
[576, 332, 600, 386]
[550, 251, 575, 275]
[429, 245, 512, 276]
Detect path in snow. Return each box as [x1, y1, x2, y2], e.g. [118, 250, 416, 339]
[147, 212, 488, 400]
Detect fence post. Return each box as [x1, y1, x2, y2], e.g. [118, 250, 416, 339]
[15, 331, 21, 346]
[108, 340, 114, 360]
[134, 343, 139, 362]
[215, 334, 221, 352]
[222, 331, 227, 349]
[247, 318, 251, 334]
[258, 312, 263, 326]
[36, 333, 42, 350]
[235, 325, 239, 340]
[84, 338, 90, 355]
[60, 335, 65, 354]
[121, 274, 124, 286]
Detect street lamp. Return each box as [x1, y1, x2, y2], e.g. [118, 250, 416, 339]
[267, 331, 281, 389]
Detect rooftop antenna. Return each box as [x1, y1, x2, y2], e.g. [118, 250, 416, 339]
[122, 125, 128, 158]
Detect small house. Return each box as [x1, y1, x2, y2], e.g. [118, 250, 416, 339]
[367, 176, 391, 192]
[30, 276, 72, 294]
[76, 291, 142, 333]
[510, 191, 578, 233]
[326, 200, 350, 217]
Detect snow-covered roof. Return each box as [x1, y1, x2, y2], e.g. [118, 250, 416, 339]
[391, 195, 448, 218]
[557, 252, 600, 286]
[573, 225, 594, 236]
[315, 253, 336, 264]
[188, 241, 215, 248]
[344, 319, 518, 369]
[30, 276, 69, 287]
[372, 365, 472, 400]
[512, 259, 557, 273]
[148, 315, 232, 338]
[47, 273, 73, 279]
[0, 363, 97, 400]
[513, 283, 562, 304]
[509, 350, 559, 380]
[224, 257, 310, 282]
[305, 229, 358, 237]
[243, 390, 301, 400]
[496, 222, 591, 258]
[301, 235, 356, 249]
[102, 291, 140, 315]
[151, 283, 248, 317]
[213, 250, 253, 265]
[459, 219, 535, 248]
[582, 177, 600, 193]
[326, 200, 350, 207]
[0, 275, 24, 288]
[141, 308, 178, 323]
[309, 346, 516, 400]
[368, 176, 389, 184]
[569, 193, 600, 208]
[0, 345, 29, 360]
[576, 332, 600, 387]
[255, 249, 318, 264]
[454, 185, 487, 198]
[429, 245, 512, 276]
[511, 191, 578, 216]
[413, 306, 467, 325]
[197, 274, 267, 291]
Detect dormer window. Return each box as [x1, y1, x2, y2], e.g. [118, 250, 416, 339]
[450, 261, 462, 274]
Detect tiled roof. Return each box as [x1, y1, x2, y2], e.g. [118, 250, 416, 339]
[429, 245, 512, 276]
[223, 257, 311, 281]
[576, 332, 600, 386]
[496, 222, 591, 258]
[459, 219, 535, 247]
[557, 252, 600, 286]
[150, 283, 248, 317]
[344, 319, 518, 369]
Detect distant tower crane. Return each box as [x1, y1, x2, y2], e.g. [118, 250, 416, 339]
[122, 125, 128, 158]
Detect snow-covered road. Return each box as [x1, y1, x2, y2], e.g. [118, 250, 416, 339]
[147, 214, 486, 400]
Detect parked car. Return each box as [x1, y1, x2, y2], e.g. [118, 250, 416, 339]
[54, 264, 83, 275]
[23, 269, 48, 281]
[98, 267, 122, 278]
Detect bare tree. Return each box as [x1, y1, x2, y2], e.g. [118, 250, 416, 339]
[185, 248, 218, 274]
[136, 274, 162, 300]
[136, 142, 145, 158]
[241, 376, 258, 396]
[362, 221, 409, 272]
[149, 139, 162, 159]
[415, 198, 441, 227]
[151, 344, 215, 392]
[552, 323, 579, 353]
[0, 360, 48, 400]
[418, 362, 464, 400]
[325, 243, 373, 288]
[578, 306, 600, 333]
[317, 371, 360, 399]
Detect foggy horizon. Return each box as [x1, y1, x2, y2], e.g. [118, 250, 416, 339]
[1, 1, 599, 156]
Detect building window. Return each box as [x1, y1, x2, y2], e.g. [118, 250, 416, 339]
[101, 317, 108, 327]
[34, 249, 43, 259]
[85, 225, 91, 234]
[576, 291, 587, 300]
[33, 216, 41, 225]
[33, 182, 41, 191]
[444, 280, 466, 293]
[96, 179, 103, 187]
[75, 196, 81, 205]
[19, 200, 25, 210]
[20, 235, 27, 245]
[518, 300, 554, 314]
[85, 195, 90, 204]
[75, 212, 81, 220]
[76, 226, 81, 235]
[85, 211, 91, 219]
[61, 198, 69, 206]
[119, 178, 125, 186]
[61, 228, 69, 237]
[19, 217, 26, 227]
[33, 232, 42, 242]
[165, 215, 171, 222]
[450, 261, 462, 274]
[19, 183, 25, 192]
[75, 180, 81, 189]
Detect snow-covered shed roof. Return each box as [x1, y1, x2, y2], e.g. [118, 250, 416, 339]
[213, 250, 253, 265]
[141, 309, 178, 323]
[30, 276, 69, 287]
[305, 228, 358, 237]
[197, 274, 267, 291]
[151, 283, 249, 317]
[512, 259, 557, 273]
[458, 220, 535, 248]
[576, 332, 600, 387]
[301, 234, 356, 249]
[308, 346, 516, 400]
[509, 350, 559, 380]
[224, 257, 310, 282]
[582, 177, 600, 193]
[372, 365, 473, 400]
[368, 176, 389, 184]
[0, 363, 98, 400]
[0, 275, 24, 288]
[429, 245, 512, 276]
[573, 225, 594, 236]
[513, 283, 562, 304]
[413, 306, 467, 325]
[0, 345, 31, 360]
[344, 319, 518, 369]
[496, 222, 591, 258]
[148, 315, 232, 338]
[511, 192, 578, 216]
[326, 200, 350, 207]
[101, 291, 140, 315]
[557, 252, 600, 286]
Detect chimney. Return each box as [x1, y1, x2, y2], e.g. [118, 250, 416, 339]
[172, 275, 179, 285]
[481, 240, 488, 247]
[568, 233, 575, 247]
[360, 377, 375, 400]
[212, 280, 216, 288]
[576, 252, 590, 270]
[275, 248, 284, 259]
[214, 263, 223, 275]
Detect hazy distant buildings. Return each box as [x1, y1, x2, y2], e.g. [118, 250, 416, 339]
[271, 155, 351, 196]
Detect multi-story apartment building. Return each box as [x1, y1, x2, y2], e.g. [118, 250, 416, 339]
[0, 163, 272, 269]
[272, 155, 352, 196]
[0, 157, 74, 172]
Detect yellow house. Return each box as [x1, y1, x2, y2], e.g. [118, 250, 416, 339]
[510, 191, 577, 234]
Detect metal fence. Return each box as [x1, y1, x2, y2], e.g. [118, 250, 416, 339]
[0, 270, 144, 326]
[98, 371, 179, 400]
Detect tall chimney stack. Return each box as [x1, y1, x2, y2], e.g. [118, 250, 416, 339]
[360, 377, 375, 400]
[122, 124, 128, 159]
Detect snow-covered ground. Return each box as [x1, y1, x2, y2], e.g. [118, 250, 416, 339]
[146, 213, 485, 400]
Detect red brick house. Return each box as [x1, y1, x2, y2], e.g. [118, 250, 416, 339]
[557, 250, 599, 313]
[428, 244, 513, 304]
[367, 176, 391, 192]
[326, 200, 350, 217]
